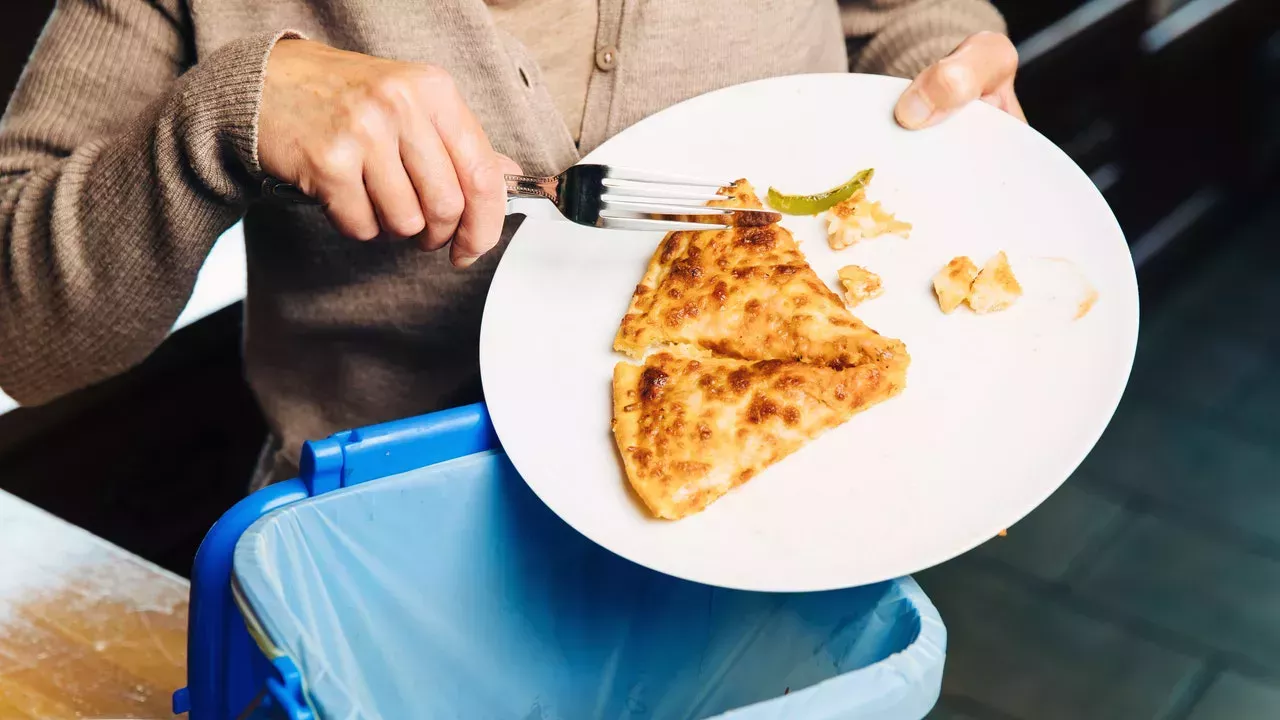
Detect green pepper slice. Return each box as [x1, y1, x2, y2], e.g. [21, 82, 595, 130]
[766, 168, 875, 216]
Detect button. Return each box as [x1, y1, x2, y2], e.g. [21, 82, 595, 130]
[595, 45, 618, 72]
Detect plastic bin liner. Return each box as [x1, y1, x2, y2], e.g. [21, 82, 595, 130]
[233, 450, 945, 720]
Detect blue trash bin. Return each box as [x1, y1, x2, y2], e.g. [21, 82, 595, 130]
[174, 403, 947, 719]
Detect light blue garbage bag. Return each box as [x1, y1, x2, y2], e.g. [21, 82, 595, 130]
[233, 450, 946, 720]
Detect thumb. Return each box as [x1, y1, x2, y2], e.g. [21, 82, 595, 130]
[448, 151, 523, 268]
[496, 152, 523, 177]
[895, 31, 1019, 130]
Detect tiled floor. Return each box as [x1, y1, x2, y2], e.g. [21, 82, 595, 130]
[922, 203, 1280, 720]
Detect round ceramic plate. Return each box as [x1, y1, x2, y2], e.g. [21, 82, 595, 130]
[480, 74, 1138, 592]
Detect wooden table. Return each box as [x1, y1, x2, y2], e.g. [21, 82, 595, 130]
[0, 489, 188, 719]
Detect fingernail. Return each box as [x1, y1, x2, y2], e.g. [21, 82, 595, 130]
[454, 253, 477, 269]
[897, 91, 933, 129]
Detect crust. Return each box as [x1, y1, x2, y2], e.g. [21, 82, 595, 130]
[612, 352, 904, 520]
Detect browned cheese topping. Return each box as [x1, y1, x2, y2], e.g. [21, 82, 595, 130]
[611, 180, 910, 520]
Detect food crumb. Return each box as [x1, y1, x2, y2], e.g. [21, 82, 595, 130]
[837, 265, 884, 307]
[997, 529, 1007, 537]
[825, 190, 911, 250]
[932, 256, 979, 314]
[966, 251, 1023, 314]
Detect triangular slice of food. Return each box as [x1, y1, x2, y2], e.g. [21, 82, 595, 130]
[613, 180, 907, 372]
[613, 351, 905, 520]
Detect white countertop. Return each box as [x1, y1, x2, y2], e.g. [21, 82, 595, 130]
[0, 223, 249, 416]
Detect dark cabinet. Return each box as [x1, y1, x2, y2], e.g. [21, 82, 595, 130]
[997, 0, 1280, 266]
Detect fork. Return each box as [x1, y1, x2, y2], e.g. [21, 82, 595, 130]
[503, 164, 780, 231]
[261, 165, 781, 231]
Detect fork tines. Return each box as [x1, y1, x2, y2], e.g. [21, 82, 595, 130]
[597, 168, 780, 231]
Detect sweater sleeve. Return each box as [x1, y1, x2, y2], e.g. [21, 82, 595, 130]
[840, 0, 1007, 79]
[0, 0, 299, 405]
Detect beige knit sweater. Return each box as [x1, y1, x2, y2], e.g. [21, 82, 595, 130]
[0, 0, 1003, 484]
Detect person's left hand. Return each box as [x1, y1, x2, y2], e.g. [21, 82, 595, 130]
[894, 31, 1025, 129]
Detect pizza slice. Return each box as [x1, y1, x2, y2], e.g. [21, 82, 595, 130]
[614, 181, 805, 348]
[613, 180, 907, 371]
[613, 351, 905, 520]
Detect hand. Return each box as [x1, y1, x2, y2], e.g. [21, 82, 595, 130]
[894, 31, 1025, 130]
[258, 39, 520, 267]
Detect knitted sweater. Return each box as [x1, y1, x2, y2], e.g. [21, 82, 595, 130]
[0, 0, 1003, 483]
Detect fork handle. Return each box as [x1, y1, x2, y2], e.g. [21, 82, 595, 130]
[260, 177, 325, 205]
[504, 174, 557, 200]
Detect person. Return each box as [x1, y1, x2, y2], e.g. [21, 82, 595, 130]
[0, 0, 1023, 488]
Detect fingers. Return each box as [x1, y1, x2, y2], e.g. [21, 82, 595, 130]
[895, 31, 1020, 130]
[365, 143, 426, 240]
[401, 128, 464, 252]
[449, 153, 509, 268]
[983, 84, 1026, 123]
[313, 140, 381, 241]
[421, 71, 511, 267]
[266, 46, 516, 261]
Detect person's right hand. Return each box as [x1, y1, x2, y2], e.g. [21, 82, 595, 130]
[258, 39, 520, 268]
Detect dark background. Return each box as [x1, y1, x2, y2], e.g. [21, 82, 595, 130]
[1, 5, 1279, 717]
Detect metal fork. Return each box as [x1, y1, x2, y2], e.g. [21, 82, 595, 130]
[504, 164, 780, 231]
[261, 165, 781, 231]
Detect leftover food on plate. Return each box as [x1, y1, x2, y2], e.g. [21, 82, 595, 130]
[825, 192, 912, 251]
[932, 251, 1022, 314]
[613, 180, 906, 367]
[612, 180, 909, 520]
[766, 169, 873, 216]
[932, 256, 980, 313]
[967, 251, 1023, 313]
[765, 167, 911, 249]
[613, 351, 898, 520]
[837, 264, 884, 308]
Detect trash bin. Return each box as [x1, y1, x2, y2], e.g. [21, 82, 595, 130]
[174, 403, 947, 719]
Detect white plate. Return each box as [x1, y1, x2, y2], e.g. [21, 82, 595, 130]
[480, 74, 1138, 592]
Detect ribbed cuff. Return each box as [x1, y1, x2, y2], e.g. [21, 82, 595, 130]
[175, 29, 305, 194]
